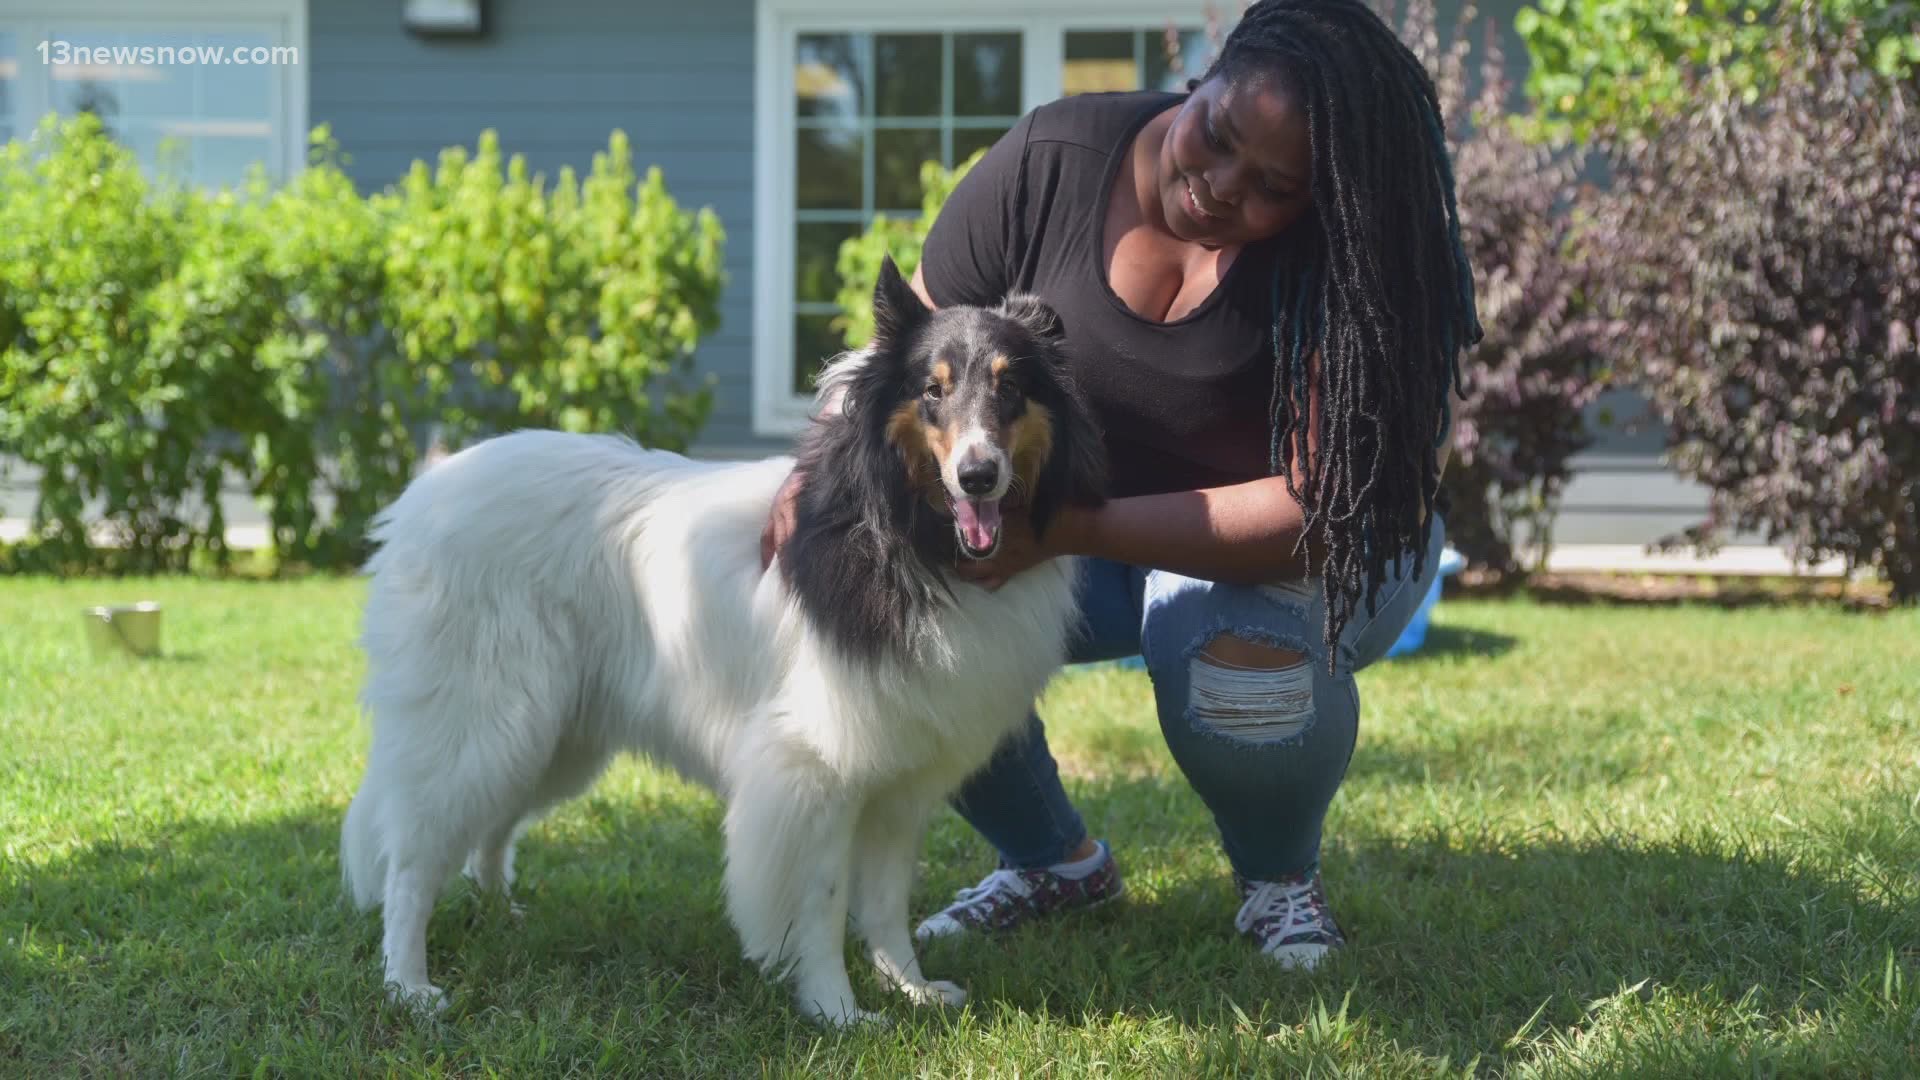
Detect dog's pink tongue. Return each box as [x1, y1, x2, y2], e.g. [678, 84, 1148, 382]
[954, 497, 1002, 551]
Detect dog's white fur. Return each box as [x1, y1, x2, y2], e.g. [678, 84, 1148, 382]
[340, 427, 1080, 1024]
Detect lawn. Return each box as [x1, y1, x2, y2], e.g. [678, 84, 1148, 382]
[3, 576, 1918, 1076]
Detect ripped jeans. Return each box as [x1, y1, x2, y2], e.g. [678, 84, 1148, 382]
[951, 515, 1444, 882]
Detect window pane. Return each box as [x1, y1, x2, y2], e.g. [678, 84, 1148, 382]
[951, 125, 1009, 168]
[48, 30, 196, 119]
[796, 33, 862, 120]
[874, 33, 941, 118]
[192, 132, 274, 189]
[39, 25, 287, 185]
[796, 125, 862, 210]
[794, 311, 844, 396]
[199, 32, 276, 121]
[0, 32, 14, 144]
[874, 126, 939, 211]
[953, 33, 1020, 117]
[50, 30, 128, 133]
[1144, 29, 1212, 93]
[1064, 31, 1138, 96]
[796, 222, 861, 304]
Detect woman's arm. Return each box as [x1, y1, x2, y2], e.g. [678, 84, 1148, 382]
[1048, 478, 1315, 584]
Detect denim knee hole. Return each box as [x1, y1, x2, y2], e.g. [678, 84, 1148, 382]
[1184, 632, 1317, 746]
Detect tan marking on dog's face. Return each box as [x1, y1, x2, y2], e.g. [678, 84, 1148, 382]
[887, 401, 933, 478]
[1008, 400, 1054, 497]
[887, 400, 953, 505]
[930, 360, 953, 395]
[990, 355, 1009, 382]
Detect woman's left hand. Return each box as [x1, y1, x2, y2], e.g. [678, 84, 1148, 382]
[952, 506, 1088, 590]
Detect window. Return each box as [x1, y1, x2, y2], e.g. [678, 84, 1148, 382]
[754, 2, 1212, 436]
[790, 30, 1024, 397]
[0, 1, 307, 188]
[1063, 28, 1213, 97]
[0, 32, 16, 145]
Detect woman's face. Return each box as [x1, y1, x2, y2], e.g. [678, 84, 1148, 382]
[1156, 72, 1314, 248]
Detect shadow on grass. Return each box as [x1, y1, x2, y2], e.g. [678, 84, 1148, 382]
[1382, 623, 1519, 664]
[6, 772, 1909, 1071]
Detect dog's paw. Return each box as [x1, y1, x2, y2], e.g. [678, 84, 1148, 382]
[925, 979, 969, 1007]
[387, 981, 450, 1015]
[903, 979, 968, 1008]
[833, 1008, 891, 1029]
[799, 998, 890, 1029]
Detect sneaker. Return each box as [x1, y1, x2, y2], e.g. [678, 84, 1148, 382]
[914, 841, 1125, 940]
[1234, 870, 1345, 970]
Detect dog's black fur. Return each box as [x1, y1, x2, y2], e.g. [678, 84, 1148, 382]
[780, 257, 1107, 662]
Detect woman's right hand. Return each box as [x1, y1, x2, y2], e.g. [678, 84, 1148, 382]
[759, 467, 806, 570]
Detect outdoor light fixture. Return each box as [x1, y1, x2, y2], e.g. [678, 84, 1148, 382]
[402, 0, 486, 38]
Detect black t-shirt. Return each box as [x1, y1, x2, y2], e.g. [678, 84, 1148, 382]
[920, 90, 1287, 499]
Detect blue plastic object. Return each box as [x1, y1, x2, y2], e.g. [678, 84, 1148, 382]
[1386, 545, 1467, 658]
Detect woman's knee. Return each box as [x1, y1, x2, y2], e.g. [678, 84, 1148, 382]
[1182, 631, 1321, 746]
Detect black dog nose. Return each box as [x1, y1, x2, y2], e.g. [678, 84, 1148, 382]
[957, 457, 999, 495]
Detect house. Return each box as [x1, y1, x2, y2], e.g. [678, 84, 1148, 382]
[0, 0, 1810, 571]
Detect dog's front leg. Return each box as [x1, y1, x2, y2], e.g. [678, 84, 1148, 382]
[851, 786, 967, 1009]
[721, 755, 877, 1027]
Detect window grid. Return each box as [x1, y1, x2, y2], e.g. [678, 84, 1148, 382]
[791, 29, 1022, 393]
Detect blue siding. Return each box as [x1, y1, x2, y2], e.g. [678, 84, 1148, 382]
[306, 0, 763, 449]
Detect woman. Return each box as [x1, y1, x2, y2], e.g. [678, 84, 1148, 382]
[762, 0, 1479, 969]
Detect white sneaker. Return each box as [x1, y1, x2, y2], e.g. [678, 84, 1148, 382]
[1234, 870, 1346, 970]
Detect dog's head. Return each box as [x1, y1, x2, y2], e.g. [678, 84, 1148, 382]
[819, 255, 1107, 560]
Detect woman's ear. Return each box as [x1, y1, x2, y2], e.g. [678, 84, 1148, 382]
[872, 254, 930, 349]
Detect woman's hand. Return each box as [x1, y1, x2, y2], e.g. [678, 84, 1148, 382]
[759, 468, 806, 570]
[952, 505, 1093, 590]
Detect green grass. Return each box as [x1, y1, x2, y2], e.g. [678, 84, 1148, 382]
[4, 577, 1918, 1077]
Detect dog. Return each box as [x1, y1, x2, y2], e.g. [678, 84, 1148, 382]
[339, 256, 1106, 1025]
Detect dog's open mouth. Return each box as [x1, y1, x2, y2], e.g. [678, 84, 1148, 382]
[949, 496, 1003, 560]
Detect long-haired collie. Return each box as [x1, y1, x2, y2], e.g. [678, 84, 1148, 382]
[340, 256, 1106, 1025]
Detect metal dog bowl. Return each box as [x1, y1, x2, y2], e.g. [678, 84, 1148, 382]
[83, 602, 163, 658]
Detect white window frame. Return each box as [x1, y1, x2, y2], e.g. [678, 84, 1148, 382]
[0, 0, 309, 183]
[753, 0, 1213, 437]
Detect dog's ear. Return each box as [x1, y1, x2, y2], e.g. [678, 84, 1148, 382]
[997, 293, 1065, 344]
[871, 253, 930, 352]
[1028, 353, 1108, 540]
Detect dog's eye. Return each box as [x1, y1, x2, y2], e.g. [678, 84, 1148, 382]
[923, 381, 943, 401]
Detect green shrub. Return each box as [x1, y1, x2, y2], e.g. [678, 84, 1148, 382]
[832, 153, 983, 352]
[0, 116, 726, 574]
[1580, 9, 1920, 598]
[384, 129, 724, 448]
[0, 113, 207, 572]
[1515, 0, 1920, 141]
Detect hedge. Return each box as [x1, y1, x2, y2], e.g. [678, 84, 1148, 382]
[0, 114, 725, 573]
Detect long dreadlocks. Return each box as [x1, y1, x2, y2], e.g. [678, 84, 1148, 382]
[1199, 0, 1482, 664]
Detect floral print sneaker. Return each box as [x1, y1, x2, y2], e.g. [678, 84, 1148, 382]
[1234, 870, 1345, 970]
[914, 841, 1125, 940]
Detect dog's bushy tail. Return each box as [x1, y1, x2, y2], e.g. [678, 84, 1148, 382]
[340, 784, 386, 911]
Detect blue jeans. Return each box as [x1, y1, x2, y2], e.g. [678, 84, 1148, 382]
[951, 516, 1445, 882]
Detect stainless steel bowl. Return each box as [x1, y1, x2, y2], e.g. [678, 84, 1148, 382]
[83, 602, 163, 658]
